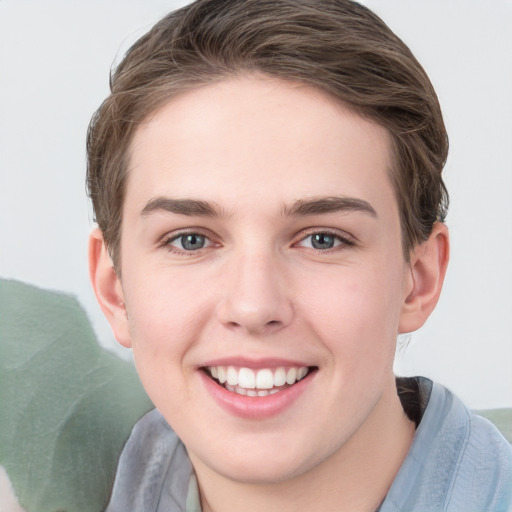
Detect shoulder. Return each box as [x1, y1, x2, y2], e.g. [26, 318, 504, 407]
[106, 409, 192, 512]
[451, 409, 512, 511]
[382, 379, 512, 512]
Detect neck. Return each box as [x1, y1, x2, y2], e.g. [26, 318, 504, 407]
[194, 378, 415, 512]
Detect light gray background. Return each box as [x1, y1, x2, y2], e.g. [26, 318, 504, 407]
[1, 0, 511, 409]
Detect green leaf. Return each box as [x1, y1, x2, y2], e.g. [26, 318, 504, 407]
[0, 279, 154, 512]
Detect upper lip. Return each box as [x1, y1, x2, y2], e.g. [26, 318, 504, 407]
[199, 357, 314, 370]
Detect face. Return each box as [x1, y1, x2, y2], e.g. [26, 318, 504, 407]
[117, 76, 413, 483]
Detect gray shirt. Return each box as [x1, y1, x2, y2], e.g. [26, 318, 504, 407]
[106, 378, 512, 511]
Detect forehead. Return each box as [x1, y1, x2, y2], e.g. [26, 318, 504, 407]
[125, 76, 396, 217]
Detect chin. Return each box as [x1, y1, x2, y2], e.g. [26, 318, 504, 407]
[197, 442, 324, 486]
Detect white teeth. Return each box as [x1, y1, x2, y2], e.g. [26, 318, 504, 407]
[238, 368, 256, 389]
[256, 369, 274, 389]
[226, 366, 238, 386]
[217, 366, 227, 384]
[273, 367, 287, 386]
[235, 386, 247, 396]
[207, 365, 310, 393]
[297, 367, 308, 380]
[286, 367, 297, 385]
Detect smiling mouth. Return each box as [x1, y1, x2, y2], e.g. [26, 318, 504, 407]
[203, 365, 316, 397]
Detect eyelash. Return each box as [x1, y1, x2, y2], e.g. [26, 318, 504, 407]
[160, 228, 355, 255]
[161, 230, 216, 254]
[294, 229, 355, 252]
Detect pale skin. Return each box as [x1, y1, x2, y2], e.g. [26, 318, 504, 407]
[90, 76, 449, 512]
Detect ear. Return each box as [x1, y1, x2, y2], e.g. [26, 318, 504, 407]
[88, 229, 132, 348]
[399, 222, 450, 334]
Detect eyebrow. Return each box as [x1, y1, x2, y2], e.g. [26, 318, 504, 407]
[140, 195, 377, 219]
[141, 197, 226, 217]
[283, 196, 377, 217]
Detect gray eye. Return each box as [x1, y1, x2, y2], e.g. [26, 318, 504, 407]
[177, 234, 206, 250]
[310, 233, 336, 249]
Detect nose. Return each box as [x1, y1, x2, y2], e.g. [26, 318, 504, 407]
[216, 249, 294, 335]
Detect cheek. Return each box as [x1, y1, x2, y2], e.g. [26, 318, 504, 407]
[121, 270, 211, 387]
[301, 264, 404, 362]
[125, 265, 208, 336]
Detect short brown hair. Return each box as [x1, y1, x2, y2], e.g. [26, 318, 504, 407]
[87, 0, 449, 269]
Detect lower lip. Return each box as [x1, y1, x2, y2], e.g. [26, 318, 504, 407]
[199, 370, 315, 420]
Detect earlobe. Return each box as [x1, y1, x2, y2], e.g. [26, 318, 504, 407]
[399, 222, 450, 334]
[88, 229, 132, 348]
